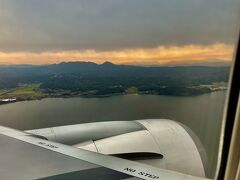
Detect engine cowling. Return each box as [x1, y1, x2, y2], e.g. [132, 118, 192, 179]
[26, 119, 206, 177]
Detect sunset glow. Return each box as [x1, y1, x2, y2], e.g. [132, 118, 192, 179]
[0, 43, 234, 65]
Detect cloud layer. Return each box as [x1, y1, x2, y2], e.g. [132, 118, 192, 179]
[0, 0, 239, 52]
[0, 43, 234, 65]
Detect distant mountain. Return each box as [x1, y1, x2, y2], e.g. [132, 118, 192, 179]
[100, 61, 116, 66]
[37, 61, 230, 75]
[0, 61, 230, 77]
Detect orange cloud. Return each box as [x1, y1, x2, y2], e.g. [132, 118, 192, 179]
[0, 43, 234, 65]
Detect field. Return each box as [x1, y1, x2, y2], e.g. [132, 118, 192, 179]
[125, 87, 139, 94]
[0, 84, 45, 100]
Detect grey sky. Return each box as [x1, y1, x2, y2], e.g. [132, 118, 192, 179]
[0, 0, 239, 52]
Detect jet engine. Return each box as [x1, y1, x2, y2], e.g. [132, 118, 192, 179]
[26, 119, 207, 177]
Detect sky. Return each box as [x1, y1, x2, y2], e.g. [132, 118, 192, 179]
[0, 0, 239, 65]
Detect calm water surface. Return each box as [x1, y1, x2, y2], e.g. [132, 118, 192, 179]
[0, 91, 226, 177]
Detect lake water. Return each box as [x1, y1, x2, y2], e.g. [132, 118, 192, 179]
[0, 91, 226, 178]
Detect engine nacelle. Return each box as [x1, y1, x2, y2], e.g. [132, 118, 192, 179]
[26, 119, 206, 177]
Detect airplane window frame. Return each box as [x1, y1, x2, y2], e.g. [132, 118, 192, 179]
[216, 33, 240, 180]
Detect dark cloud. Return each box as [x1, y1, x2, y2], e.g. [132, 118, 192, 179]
[0, 0, 239, 52]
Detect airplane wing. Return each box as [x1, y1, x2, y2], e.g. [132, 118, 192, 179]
[0, 125, 208, 180]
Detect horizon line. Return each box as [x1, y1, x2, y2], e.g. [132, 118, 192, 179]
[0, 60, 232, 67]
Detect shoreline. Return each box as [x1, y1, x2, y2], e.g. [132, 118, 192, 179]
[0, 90, 226, 106]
